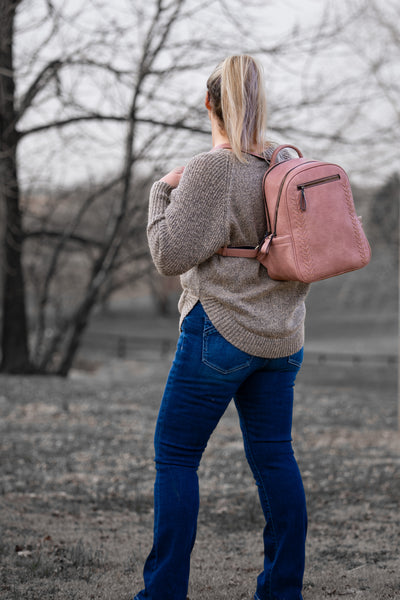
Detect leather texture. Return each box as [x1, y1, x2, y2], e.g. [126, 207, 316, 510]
[218, 144, 371, 283]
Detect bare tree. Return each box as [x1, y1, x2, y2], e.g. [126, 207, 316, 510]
[0, 0, 31, 372]
[1, 0, 397, 375]
[0, 1, 173, 372]
[21, 0, 215, 374]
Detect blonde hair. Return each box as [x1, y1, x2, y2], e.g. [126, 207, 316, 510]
[206, 55, 267, 162]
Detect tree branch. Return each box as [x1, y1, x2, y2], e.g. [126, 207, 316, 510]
[24, 229, 104, 248]
[19, 114, 210, 138]
[17, 59, 63, 121]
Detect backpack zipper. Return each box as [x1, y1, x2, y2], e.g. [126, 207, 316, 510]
[269, 160, 316, 232]
[297, 174, 341, 211]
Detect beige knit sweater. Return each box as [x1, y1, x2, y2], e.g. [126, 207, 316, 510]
[147, 146, 310, 358]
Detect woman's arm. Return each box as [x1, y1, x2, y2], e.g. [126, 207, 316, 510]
[147, 151, 232, 276]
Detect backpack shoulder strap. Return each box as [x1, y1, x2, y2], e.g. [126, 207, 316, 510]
[214, 146, 266, 258]
[216, 246, 258, 258]
[215, 144, 303, 260]
[212, 143, 267, 162]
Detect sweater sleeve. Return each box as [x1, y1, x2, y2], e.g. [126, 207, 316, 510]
[147, 151, 232, 276]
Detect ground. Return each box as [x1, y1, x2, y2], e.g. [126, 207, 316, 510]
[0, 347, 399, 599]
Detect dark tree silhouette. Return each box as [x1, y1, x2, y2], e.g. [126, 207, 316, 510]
[0, 0, 32, 372]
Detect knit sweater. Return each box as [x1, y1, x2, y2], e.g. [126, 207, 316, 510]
[147, 146, 310, 358]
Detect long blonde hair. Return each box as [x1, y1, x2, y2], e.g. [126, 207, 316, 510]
[206, 55, 267, 162]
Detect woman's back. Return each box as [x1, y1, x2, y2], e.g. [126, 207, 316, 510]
[148, 145, 309, 359]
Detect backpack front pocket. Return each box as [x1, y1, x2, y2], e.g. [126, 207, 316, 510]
[297, 174, 341, 210]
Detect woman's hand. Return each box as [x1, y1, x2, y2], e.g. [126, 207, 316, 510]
[160, 166, 185, 188]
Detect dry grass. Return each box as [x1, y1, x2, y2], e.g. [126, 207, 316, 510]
[0, 357, 399, 600]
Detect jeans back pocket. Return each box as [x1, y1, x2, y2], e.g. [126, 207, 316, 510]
[202, 316, 252, 375]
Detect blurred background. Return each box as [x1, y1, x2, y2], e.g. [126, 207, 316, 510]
[0, 0, 398, 377]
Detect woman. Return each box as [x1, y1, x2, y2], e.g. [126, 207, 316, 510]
[134, 55, 310, 600]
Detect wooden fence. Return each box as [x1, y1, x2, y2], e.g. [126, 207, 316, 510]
[80, 330, 397, 366]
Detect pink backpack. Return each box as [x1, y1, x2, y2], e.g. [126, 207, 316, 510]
[217, 144, 371, 283]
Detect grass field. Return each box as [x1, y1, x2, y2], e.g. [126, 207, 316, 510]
[0, 340, 399, 600]
[2, 253, 399, 599]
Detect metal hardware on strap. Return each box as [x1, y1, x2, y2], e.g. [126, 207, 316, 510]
[258, 233, 275, 255]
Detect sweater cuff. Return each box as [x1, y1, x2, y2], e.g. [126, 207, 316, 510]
[148, 180, 173, 221]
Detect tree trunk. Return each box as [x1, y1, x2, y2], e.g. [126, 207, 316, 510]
[56, 288, 98, 377]
[0, 0, 32, 373]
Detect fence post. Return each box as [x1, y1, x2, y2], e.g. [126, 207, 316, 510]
[117, 336, 127, 359]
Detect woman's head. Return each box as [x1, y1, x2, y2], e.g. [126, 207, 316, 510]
[206, 55, 267, 161]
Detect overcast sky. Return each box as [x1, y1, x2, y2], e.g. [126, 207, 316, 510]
[15, 0, 399, 189]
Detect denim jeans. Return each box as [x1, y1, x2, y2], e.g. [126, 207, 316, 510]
[134, 302, 306, 600]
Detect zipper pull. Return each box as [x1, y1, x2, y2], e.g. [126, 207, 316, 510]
[299, 187, 307, 211]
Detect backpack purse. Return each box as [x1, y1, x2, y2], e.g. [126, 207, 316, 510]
[217, 144, 371, 284]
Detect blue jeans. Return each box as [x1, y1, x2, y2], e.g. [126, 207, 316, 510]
[134, 302, 307, 600]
